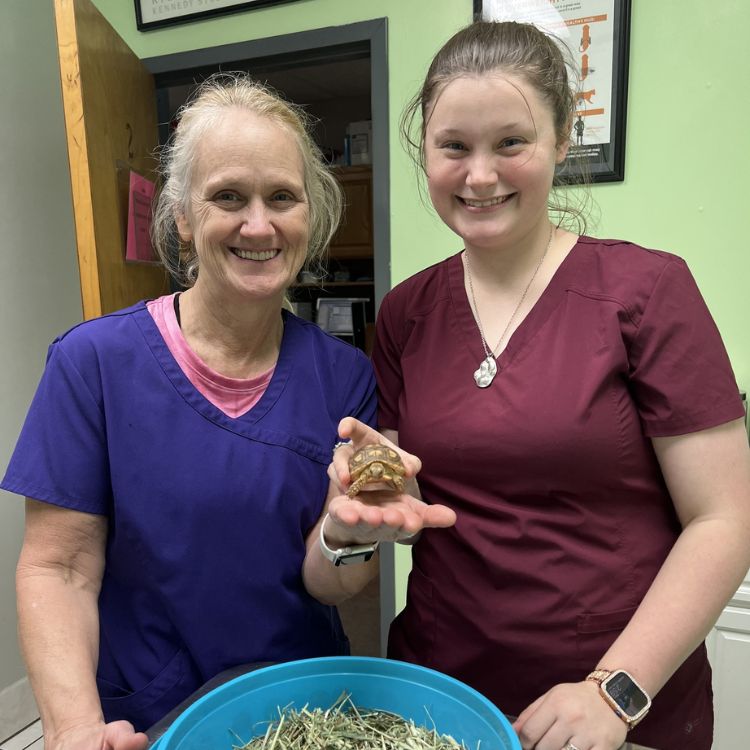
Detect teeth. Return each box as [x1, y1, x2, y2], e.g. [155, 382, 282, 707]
[462, 196, 508, 208]
[231, 248, 278, 260]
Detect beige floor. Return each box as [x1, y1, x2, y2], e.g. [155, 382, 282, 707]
[0, 720, 42, 750]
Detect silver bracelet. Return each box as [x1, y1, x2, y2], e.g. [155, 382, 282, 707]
[332, 439, 352, 457]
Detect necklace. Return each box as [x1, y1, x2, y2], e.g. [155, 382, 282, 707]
[464, 224, 555, 388]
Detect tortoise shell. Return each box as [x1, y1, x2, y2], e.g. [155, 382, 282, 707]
[347, 443, 406, 496]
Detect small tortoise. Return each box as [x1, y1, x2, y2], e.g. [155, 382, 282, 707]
[347, 443, 406, 497]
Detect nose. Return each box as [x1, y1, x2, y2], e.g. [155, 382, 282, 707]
[465, 154, 498, 192]
[239, 200, 275, 240]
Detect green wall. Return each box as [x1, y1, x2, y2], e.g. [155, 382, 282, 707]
[92, 0, 750, 614]
[93, 0, 750, 387]
[594, 1, 749, 394]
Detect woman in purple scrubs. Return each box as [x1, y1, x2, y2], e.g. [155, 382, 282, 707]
[362, 20, 750, 750]
[2, 74, 451, 750]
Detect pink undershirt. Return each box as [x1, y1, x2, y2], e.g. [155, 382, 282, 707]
[147, 293, 274, 418]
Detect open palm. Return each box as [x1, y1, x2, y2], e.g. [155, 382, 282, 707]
[326, 417, 456, 544]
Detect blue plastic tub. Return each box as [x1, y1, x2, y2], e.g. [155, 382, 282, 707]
[153, 656, 520, 750]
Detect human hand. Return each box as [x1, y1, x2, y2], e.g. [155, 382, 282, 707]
[513, 680, 627, 750]
[46, 720, 148, 750]
[326, 417, 456, 545]
[330, 417, 421, 491]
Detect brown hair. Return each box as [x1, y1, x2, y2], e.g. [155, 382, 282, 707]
[151, 72, 342, 287]
[401, 20, 590, 232]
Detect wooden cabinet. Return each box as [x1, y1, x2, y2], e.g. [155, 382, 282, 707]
[329, 165, 373, 260]
[290, 165, 375, 349]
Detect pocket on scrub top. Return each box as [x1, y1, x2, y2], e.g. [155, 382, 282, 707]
[576, 605, 636, 634]
[97, 647, 198, 728]
[575, 605, 637, 668]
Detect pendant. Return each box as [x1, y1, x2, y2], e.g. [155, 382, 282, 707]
[473, 355, 497, 388]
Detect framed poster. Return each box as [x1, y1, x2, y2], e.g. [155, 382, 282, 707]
[136, 0, 302, 32]
[474, 0, 631, 183]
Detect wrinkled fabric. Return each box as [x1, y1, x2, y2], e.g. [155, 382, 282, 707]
[3, 304, 376, 730]
[374, 238, 742, 750]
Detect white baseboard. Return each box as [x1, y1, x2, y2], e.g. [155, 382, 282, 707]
[0, 677, 38, 743]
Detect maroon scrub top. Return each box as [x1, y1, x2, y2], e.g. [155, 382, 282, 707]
[373, 237, 744, 750]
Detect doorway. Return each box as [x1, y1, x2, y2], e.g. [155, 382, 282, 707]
[155, 46, 377, 351]
[141, 20, 394, 657]
[144, 19, 389, 305]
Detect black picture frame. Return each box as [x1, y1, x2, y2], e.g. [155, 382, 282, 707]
[473, 0, 631, 183]
[135, 0, 302, 32]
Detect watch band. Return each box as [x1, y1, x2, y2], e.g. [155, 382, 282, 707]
[586, 669, 612, 685]
[318, 513, 379, 567]
[585, 669, 651, 730]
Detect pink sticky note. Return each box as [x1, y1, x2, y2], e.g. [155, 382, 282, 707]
[126, 171, 157, 263]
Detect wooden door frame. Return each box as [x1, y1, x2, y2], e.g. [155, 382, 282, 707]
[142, 19, 395, 655]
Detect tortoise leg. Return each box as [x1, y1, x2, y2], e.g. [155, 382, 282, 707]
[347, 477, 365, 497]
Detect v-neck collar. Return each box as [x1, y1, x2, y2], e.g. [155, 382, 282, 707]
[133, 303, 300, 437]
[449, 237, 585, 374]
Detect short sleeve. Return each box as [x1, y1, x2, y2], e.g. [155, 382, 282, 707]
[371, 292, 403, 431]
[628, 259, 744, 436]
[1, 340, 111, 514]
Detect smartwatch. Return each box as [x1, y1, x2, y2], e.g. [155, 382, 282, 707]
[318, 514, 379, 567]
[586, 669, 651, 729]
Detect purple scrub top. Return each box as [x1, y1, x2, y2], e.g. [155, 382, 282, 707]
[2, 303, 376, 731]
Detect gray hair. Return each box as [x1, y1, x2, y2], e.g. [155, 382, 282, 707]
[151, 72, 343, 287]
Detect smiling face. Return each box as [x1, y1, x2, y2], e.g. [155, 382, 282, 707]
[176, 108, 309, 304]
[424, 72, 569, 254]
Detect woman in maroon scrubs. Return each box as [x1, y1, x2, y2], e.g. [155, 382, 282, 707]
[356, 20, 750, 750]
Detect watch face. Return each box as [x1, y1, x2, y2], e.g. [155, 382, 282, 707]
[604, 671, 650, 718]
[334, 547, 377, 566]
